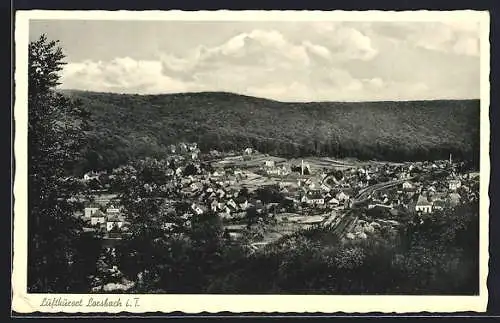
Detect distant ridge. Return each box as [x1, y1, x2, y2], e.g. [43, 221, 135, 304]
[59, 89, 480, 172]
[57, 88, 479, 104]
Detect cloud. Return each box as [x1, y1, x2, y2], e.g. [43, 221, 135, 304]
[302, 41, 331, 60]
[452, 37, 479, 56]
[328, 26, 378, 61]
[160, 27, 376, 80]
[160, 29, 314, 80]
[57, 22, 479, 101]
[61, 53, 432, 101]
[364, 77, 384, 88]
[442, 20, 480, 33]
[60, 57, 191, 94]
[373, 21, 479, 57]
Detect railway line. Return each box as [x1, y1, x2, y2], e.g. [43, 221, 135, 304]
[322, 177, 414, 241]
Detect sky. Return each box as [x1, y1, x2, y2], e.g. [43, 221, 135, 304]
[29, 19, 481, 102]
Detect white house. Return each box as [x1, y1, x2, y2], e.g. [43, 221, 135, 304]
[90, 211, 106, 225]
[239, 200, 249, 210]
[368, 203, 393, 210]
[336, 191, 350, 202]
[321, 183, 331, 192]
[190, 182, 202, 191]
[106, 205, 120, 214]
[84, 206, 100, 218]
[449, 179, 462, 191]
[448, 192, 461, 207]
[210, 200, 219, 212]
[402, 181, 414, 190]
[415, 194, 433, 214]
[191, 203, 207, 215]
[433, 200, 446, 211]
[106, 216, 124, 231]
[227, 199, 238, 210]
[307, 198, 324, 205]
[304, 191, 325, 205]
[267, 168, 280, 175]
[265, 160, 275, 167]
[188, 143, 198, 151]
[216, 189, 226, 198]
[179, 143, 188, 152]
[307, 180, 323, 190]
[83, 171, 100, 182]
[328, 197, 340, 206]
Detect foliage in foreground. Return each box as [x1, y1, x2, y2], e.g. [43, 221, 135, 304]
[28, 34, 101, 292]
[113, 159, 479, 295]
[125, 201, 478, 294]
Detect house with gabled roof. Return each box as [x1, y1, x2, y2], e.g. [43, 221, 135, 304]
[84, 203, 100, 218]
[106, 215, 124, 232]
[303, 190, 325, 205]
[234, 196, 249, 210]
[336, 191, 350, 202]
[265, 160, 275, 167]
[190, 182, 203, 192]
[191, 203, 207, 215]
[83, 171, 100, 182]
[247, 198, 264, 212]
[449, 178, 462, 191]
[90, 210, 106, 226]
[210, 199, 221, 212]
[105, 203, 121, 214]
[179, 142, 188, 153]
[448, 192, 461, 207]
[327, 197, 340, 206]
[226, 198, 238, 210]
[216, 188, 226, 198]
[433, 199, 446, 211]
[415, 194, 433, 214]
[402, 181, 414, 191]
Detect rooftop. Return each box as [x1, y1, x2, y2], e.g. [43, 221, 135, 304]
[416, 194, 432, 206]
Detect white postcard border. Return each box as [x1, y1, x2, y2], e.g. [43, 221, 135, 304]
[12, 9, 491, 314]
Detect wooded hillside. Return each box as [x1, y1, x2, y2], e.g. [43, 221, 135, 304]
[60, 90, 480, 173]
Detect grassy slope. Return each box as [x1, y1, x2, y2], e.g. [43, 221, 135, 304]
[60, 90, 480, 171]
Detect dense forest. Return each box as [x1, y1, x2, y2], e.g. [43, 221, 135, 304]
[59, 90, 480, 174]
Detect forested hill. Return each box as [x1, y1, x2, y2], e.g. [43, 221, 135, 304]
[60, 89, 480, 172]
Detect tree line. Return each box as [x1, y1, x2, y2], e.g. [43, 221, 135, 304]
[61, 82, 480, 174]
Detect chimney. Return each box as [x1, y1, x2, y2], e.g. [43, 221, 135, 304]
[301, 160, 304, 176]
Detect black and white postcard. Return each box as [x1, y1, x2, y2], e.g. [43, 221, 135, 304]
[12, 10, 490, 313]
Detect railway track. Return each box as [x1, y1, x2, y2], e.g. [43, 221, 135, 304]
[322, 177, 414, 241]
